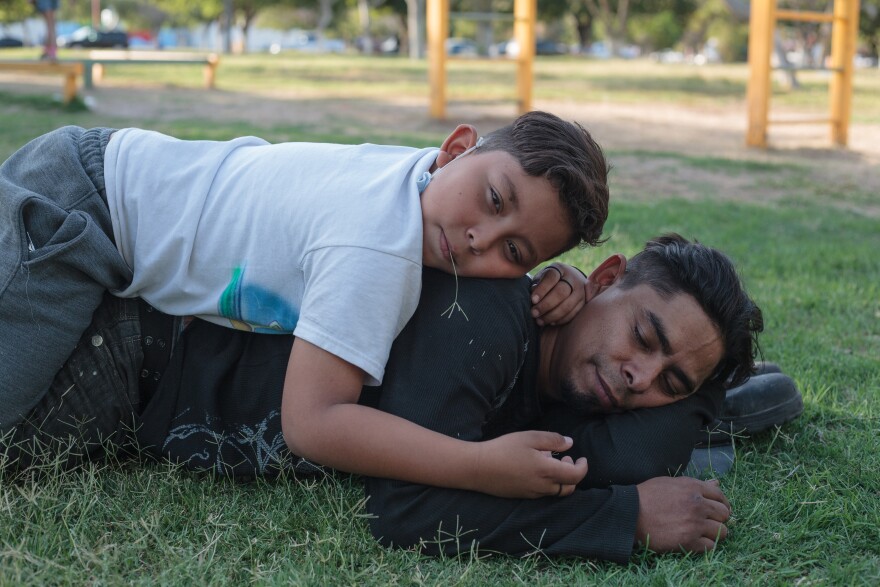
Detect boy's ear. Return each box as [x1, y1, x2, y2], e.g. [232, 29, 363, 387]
[584, 254, 627, 302]
[433, 124, 479, 170]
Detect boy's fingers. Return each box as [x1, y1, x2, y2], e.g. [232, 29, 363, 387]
[545, 455, 588, 486]
[537, 296, 583, 324]
[558, 483, 577, 497]
[529, 431, 573, 452]
[530, 266, 563, 304]
[532, 288, 570, 318]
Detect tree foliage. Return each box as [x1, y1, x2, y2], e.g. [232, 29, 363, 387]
[0, 0, 34, 24]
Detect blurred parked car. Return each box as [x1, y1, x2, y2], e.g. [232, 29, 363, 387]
[0, 37, 24, 48]
[535, 40, 568, 55]
[268, 30, 345, 54]
[650, 48, 685, 64]
[58, 26, 128, 49]
[495, 39, 569, 57]
[445, 37, 477, 57]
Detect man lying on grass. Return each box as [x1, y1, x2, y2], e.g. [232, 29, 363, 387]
[1, 234, 763, 562]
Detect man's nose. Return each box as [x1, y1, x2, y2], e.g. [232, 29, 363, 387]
[623, 357, 663, 394]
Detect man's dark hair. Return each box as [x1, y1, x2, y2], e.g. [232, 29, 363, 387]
[479, 110, 610, 251]
[620, 234, 763, 389]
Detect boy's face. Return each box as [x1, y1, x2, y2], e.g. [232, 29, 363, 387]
[421, 149, 573, 278]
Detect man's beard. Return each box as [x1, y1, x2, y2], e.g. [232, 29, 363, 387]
[559, 377, 604, 415]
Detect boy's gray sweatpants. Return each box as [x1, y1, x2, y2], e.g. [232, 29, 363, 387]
[0, 126, 133, 430]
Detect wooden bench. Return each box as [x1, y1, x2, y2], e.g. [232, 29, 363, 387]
[0, 61, 83, 104]
[71, 51, 220, 89]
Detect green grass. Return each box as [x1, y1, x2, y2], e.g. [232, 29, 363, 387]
[1, 54, 878, 584]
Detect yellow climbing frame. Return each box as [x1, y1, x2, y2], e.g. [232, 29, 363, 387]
[427, 0, 536, 119]
[747, 0, 861, 147]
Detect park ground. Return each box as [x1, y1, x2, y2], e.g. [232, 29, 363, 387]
[0, 52, 878, 585]
[4, 53, 880, 218]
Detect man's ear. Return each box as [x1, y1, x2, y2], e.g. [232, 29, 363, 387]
[584, 254, 627, 301]
[433, 124, 479, 170]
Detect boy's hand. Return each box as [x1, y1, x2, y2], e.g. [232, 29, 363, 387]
[530, 263, 588, 326]
[473, 431, 588, 498]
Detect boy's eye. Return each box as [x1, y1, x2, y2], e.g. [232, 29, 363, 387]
[506, 240, 521, 263]
[490, 189, 502, 213]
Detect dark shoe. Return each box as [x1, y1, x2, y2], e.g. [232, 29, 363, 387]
[698, 372, 804, 447]
[753, 361, 781, 376]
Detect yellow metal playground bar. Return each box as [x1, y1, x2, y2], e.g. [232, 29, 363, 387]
[747, 0, 861, 147]
[427, 0, 536, 119]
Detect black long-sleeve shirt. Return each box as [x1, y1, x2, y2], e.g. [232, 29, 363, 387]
[364, 269, 723, 563]
[138, 269, 722, 563]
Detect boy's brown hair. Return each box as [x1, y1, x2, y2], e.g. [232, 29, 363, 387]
[478, 111, 610, 251]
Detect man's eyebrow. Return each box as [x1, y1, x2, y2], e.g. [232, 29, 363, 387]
[646, 309, 695, 393]
[501, 172, 536, 264]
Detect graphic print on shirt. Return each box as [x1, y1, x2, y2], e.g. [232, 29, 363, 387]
[218, 266, 300, 333]
[164, 408, 287, 474]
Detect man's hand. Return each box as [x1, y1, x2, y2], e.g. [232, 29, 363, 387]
[474, 431, 589, 498]
[530, 263, 588, 326]
[635, 477, 731, 553]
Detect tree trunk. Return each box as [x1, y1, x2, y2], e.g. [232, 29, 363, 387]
[223, 0, 233, 55]
[573, 15, 593, 52]
[406, 0, 424, 59]
[317, 0, 336, 36]
[358, 0, 373, 54]
[774, 31, 800, 89]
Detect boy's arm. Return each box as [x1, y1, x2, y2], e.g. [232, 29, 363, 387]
[281, 340, 588, 498]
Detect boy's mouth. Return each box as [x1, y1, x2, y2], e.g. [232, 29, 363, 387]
[440, 229, 451, 260]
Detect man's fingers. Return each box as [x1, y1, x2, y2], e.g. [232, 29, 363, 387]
[691, 537, 718, 553]
[692, 521, 728, 550]
[682, 522, 726, 553]
[710, 520, 729, 543]
[704, 497, 731, 524]
[702, 479, 732, 512]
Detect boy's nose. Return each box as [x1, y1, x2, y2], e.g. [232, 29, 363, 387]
[467, 225, 502, 255]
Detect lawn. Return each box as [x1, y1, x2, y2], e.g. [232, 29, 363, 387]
[0, 53, 878, 585]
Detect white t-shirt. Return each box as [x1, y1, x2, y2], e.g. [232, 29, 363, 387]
[104, 128, 437, 384]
